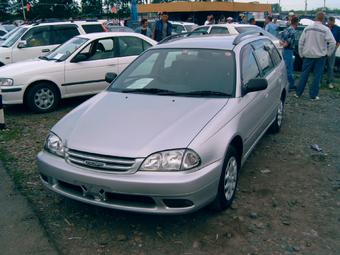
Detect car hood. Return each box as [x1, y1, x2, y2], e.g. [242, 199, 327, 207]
[0, 58, 61, 77]
[53, 91, 228, 158]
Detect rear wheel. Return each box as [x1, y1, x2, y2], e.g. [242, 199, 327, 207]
[268, 98, 284, 133]
[26, 83, 60, 113]
[212, 146, 239, 211]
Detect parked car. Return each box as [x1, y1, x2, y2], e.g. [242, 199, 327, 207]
[171, 21, 198, 34]
[0, 32, 156, 112]
[192, 24, 282, 50]
[37, 33, 288, 214]
[107, 25, 134, 33]
[0, 21, 106, 66]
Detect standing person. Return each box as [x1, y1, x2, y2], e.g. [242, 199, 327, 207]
[249, 17, 256, 25]
[326, 17, 340, 89]
[226, 17, 233, 24]
[295, 12, 336, 100]
[265, 16, 278, 36]
[204, 14, 214, 25]
[280, 16, 299, 91]
[135, 19, 152, 38]
[153, 12, 173, 42]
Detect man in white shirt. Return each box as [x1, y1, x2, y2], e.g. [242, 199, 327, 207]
[204, 14, 214, 26]
[295, 12, 336, 100]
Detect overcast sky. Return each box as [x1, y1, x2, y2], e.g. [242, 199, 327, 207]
[236, 0, 339, 11]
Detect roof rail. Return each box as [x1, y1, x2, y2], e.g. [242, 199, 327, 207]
[158, 31, 208, 44]
[233, 30, 264, 45]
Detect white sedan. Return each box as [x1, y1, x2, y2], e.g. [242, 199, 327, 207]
[0, 32, 156, 112]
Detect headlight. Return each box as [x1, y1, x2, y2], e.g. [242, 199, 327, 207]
[140, 149, 200, 171]
[0, 78, 13, 87]
[44, 132, 65, 157]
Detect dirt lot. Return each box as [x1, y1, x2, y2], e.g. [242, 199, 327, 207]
[0, 87, 340, 255]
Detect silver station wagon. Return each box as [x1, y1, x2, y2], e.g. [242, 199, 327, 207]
[37, 33, 288, 214]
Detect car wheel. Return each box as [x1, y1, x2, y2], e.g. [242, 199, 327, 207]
[211, 146, 239, 211]
[26, 83, 60, 113]
[268, 98, 284, 133]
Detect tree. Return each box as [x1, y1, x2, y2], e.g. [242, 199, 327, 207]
[0, 0, 11, 21]
[81, 0, 103, 16]
[27, 0, 80, 19]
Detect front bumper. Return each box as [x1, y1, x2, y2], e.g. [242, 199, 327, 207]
[37, 151, 222, 214]
[1, 85, 25, 104]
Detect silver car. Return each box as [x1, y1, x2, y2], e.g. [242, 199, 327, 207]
[37, 34, 288, 214]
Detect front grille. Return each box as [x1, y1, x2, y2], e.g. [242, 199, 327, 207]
[65, 148, 136, 172]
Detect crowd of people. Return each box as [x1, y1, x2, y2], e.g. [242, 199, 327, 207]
[133, 11, 339, 100]
[280, 12, 339, 100]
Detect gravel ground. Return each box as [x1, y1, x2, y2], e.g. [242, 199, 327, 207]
[0, 87, 339, 255]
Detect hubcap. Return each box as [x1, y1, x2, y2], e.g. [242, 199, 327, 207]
[34, 88, 55, 110]
[224, 157, 238, 201]
[277, 101, 283, 127]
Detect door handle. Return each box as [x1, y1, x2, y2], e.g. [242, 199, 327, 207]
[41, 49, 50, 53]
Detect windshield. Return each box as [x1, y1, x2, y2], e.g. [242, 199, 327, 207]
[2, 27, 28, 47]
[235, 26, 278, 39]
[109, 48, 236, 97]
[43, 37, 88, 61]
[0, 27, 20, 40]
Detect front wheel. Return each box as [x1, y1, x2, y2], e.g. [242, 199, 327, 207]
[268, 99, 284, 134]
[212, 146, 239, 211]
[26, 83, 60, 113]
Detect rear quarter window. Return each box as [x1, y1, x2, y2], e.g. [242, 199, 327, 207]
[82, 24, 104, 33]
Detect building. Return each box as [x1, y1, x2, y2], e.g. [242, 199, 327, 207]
[138, 1, 272, 25]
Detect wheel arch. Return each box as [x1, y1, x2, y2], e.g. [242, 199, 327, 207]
[281, 88, 287, 103]
[23, 80, 61, 104]
[228, 135, 243, 165]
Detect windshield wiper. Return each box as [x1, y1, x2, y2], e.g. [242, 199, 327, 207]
[39, 56, 49, 60]
[119, 88, 178, 95]
[182, 91, 232, 97]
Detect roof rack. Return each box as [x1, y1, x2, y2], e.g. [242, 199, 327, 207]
[158, 31, 208, 44]
[233, 30, 264, 45]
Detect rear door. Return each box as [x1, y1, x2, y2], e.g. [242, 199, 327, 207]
[12, 25, 55, 62]
[117, 36, 153, 72]
[50, 24, 80, 46]
[63, 37, 119, 97]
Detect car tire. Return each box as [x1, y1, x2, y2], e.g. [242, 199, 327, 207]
[211, 146, 239, 211]
[268, 98, 284, 134]
[26, 82, 60, 113]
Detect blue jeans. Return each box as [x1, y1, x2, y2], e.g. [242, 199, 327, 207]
[283, 49, 295, 89]
[296, 57, 326, 99]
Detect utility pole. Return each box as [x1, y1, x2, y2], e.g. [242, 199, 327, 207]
[21, 0, 26, 20]
[305, 0, 307, 15]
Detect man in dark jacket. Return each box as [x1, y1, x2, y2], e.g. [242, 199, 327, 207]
[153, 12, 173, 42]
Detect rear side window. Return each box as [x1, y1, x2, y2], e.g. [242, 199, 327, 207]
[241, 45, 260, 84]
[22, 26, 53, 47]
[82, 24, 105, 33]
[52, 25, 80, 44]
[173, 24, 185, 34]
[118, 37, 151, 57]
[252, 40, 275, 76]
[266, 41, 282, 66]
[210, 27, 229, 35]
[193, 26, 209, 34]
[0, 30, 6, 36]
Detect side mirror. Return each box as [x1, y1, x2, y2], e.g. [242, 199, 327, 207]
[72, 53, 88, 63]
[105, 72, 117, 83]
[17, 40, 27, 49]
[243, 78, 268, 95]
